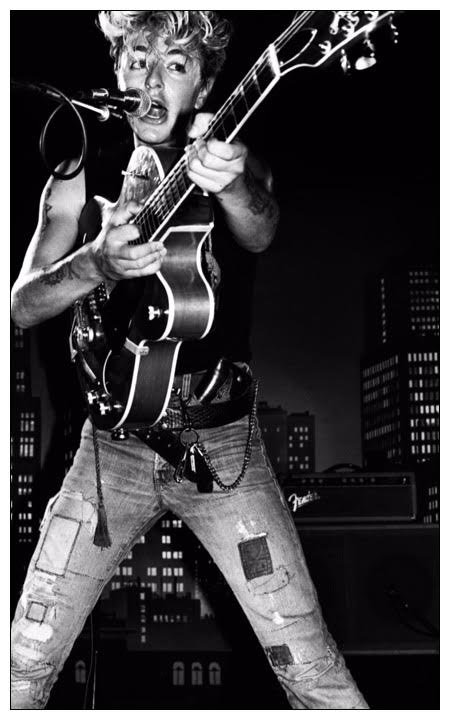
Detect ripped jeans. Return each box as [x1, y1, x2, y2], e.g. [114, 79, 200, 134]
[11, 416, 368, 709]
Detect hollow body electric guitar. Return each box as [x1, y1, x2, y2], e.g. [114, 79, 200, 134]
[71, 10, 399, 430]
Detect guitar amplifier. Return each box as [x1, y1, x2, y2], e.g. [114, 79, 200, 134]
[282, 471, 417, 523]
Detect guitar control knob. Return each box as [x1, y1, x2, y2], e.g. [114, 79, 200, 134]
[148, 305, 163, 321]
[98, 400, 111, 415]
[87, 390, 99, 406]
[147, 305, 169, 321]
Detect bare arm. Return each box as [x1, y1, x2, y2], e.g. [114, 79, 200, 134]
[213, 154, 279, 252]
[187, 114, 279, 252]
[11, 162, 166, 329]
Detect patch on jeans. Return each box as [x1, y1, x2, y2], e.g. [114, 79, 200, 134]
[26, 602, 47, 623]
[36, 515, 81, 576]
[238, 535, 273, 580]
[266, 644, 294, 667]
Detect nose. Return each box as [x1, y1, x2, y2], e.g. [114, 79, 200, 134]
[145, 61, 163, 91]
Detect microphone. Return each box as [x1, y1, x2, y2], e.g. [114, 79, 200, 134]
[75, 88, 151, 118]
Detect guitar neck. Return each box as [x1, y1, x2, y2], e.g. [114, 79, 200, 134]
[136, 45, 281, 241]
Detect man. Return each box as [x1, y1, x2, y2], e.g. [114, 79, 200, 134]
[11, 11, 368, 709]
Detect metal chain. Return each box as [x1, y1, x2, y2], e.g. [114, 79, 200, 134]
[197, 380, 259, 492]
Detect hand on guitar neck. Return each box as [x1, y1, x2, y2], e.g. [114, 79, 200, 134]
[186, 112, 278, 253]
[90, 197, 167, 282]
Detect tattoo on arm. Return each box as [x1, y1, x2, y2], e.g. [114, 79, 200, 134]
[244, 167, 277, 219]
[40, 187, 53, 237]
[39, 261, 82, 286]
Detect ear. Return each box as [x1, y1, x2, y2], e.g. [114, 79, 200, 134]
[194, 77, 215, 110]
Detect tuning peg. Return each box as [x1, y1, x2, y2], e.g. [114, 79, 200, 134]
[354, 34, 377, 71]
[319, 40, 332, 57]
[389, 15, 399, 44]
[340, 49, 351, 74]
[363, 11, 380, 23]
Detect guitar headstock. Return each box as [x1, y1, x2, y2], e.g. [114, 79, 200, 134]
[275, 11, 400, 76]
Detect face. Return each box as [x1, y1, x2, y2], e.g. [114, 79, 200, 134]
[117, 34, 212, 146]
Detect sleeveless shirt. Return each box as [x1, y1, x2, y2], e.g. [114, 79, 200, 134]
[84, 139, 257, 373]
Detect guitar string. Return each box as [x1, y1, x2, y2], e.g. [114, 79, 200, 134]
[133, 11, 316, 242]
[141, 10, 318, 225]
[139, 45, 274, 223]
[137, 11, 314, 229]
[136, 10, 318, 236]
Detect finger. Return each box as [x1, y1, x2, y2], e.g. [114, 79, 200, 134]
[191, 149, 229, 172]
[121, 254, 166, 277]
[126, 240, 165, 260]
[204, 138, 246, 161]
[187, 167, 225, 195]
[108, 223, 141, 246]
[116, 241, 166, 262]
[111, 200, 144, 226]
[187, 112, 214, 139]
[188, 155, 238, 183]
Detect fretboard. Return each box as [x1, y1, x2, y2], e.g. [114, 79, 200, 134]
[135, 46, 280, 242]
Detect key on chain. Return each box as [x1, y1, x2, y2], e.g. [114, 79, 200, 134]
[174, 426, 199, 482]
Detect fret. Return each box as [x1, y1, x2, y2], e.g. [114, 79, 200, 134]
[135, 47, 281, 238]
[256, 61, 278, 91]
[253, 71, 261, 97]
[211, 114, 236, 143]
[204, 54, 276, 144]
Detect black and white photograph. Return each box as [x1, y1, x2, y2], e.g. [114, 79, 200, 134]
[10, 8, 439, 710]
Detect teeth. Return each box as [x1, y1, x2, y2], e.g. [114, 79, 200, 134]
[147, 100, 166, 118]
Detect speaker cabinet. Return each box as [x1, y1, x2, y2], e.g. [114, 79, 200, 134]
[298, 524, 439, 654]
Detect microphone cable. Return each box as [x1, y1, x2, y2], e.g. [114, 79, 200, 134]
[37, 83, 88, 181]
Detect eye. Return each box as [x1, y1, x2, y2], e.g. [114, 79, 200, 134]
[129, 57, 146, 70]
[167, 61, 187, 73]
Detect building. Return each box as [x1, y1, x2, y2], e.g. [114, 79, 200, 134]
[102, 512, 216, 619]
[287, 412, 315, 473]
[257, 403, 316, 476]
[364, 262, 439, 351]
[414, 459, 439, 524]
[257, 401, 287, 474]
[11, 324, 41, 597]
[361, 261, 439, 468]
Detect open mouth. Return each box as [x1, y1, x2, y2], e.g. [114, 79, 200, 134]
[146, 100, 167, 122]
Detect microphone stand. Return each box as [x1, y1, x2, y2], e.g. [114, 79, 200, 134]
[70, 98, 111, 122]
[12, 79, 112, 121]
[12, 80, 116, 179]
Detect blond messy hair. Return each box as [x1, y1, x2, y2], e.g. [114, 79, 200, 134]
[98, 10, 232, 79]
